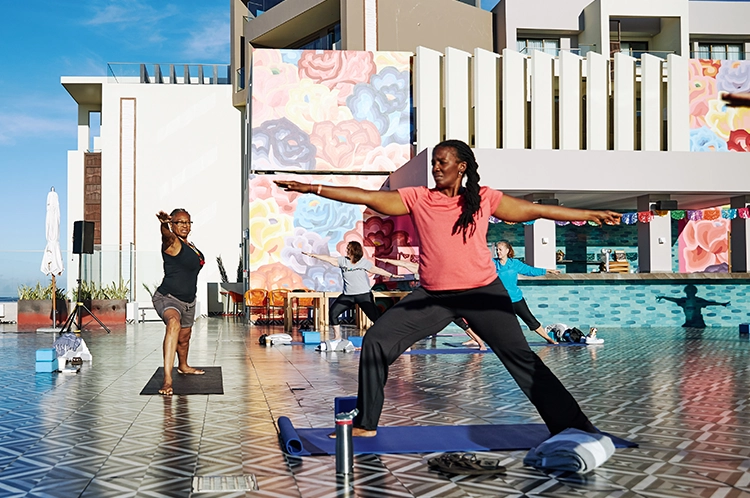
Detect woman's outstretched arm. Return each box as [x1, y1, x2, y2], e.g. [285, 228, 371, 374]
[376, 257, 419, 274]
[494, 194, 621, 226]
[301, 252, 338, 266]
[275, 181, 408, 216]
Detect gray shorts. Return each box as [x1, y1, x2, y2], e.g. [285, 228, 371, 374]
[152, 291, 196, 328]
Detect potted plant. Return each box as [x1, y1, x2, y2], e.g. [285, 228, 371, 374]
[71, 280, 129, 327]
[17, 282, 69, 327]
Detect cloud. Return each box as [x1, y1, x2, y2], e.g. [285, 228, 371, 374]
[0, 113, 73, 145]
[84, 0, 178, 27]
[183, 19, 230, 61]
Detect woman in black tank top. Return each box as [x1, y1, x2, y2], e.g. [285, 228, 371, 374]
[153, 209, 205, 396]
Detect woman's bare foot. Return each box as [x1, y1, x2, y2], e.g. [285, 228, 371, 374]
[479, 345, 488, 351]
[462, 340, 478, 347]
[177, 367, 205, 375]
[158, 385, 173, 396]
[328, 427, 378, 438]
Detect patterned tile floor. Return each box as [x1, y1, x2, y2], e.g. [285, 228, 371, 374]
[1, 319, 749, 497]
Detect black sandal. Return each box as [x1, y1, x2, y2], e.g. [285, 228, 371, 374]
[427, 452, 506, 476]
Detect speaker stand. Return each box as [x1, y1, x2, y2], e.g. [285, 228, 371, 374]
[60, 254, 111, 335]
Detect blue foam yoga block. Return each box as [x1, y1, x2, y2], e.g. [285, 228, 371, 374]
[740, 323, 749, 334]
[335, 396, 357, 415]
[348, 336, 363, 348]
[35, 359, 58, 373]
[301, 331, 320, 344]
[36, 348, 57, 361]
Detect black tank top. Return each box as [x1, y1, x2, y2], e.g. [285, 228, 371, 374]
[156, 239, 204, 303]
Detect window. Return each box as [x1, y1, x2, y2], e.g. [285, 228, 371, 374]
[517, 38, 559, 56]
[620, 41, 648, 57]
[247, 0, 286, 18]
[697, 43, 744, 60]
[292, 24, 341, 50]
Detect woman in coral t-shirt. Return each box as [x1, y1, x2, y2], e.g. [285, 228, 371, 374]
[275, 139, 621, 437]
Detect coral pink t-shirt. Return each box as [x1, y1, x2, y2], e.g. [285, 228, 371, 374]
[398, 186, 504, 291]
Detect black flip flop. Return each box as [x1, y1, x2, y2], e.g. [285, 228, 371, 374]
[427, 452, 506, 476]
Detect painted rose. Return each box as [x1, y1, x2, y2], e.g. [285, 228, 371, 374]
[727, 129, 750, 152]
[302, 264, 342, 292]
[252, 118, 317, 170]
[689, 62, 717, 129]
[250, 262, 305, 290]
[310, 119, 382, 170]
[249, 198, 294, 268]
[698, 59, 721, 78]
[298, 51, 377, 105]
[362, 143, 411, 172]
[361, 216, 411, 258]
[689, 125, 728, 152]
[279, 227, 331, 274]
[248, 174, 303, 216]
[704, 99, 750, 141]
[347, 67, 411, 145]
[285, 79, 354, 134]
[293, 195, 362, 246]
[716, 60, 750, 94]
[373, 52, 411, 74]
[252, 54, 301, 124]
[679, 219, 729, 273]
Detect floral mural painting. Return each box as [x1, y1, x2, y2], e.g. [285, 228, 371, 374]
[249, 49, 414, 290]
[689, 59, 750, 152]
[683, 59, 747, 272]
[678, 217, 730, 273]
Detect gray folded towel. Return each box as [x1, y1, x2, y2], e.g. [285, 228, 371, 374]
[523, 428, 615, 473]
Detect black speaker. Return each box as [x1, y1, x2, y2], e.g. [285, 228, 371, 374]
[73, 221, 95, 254]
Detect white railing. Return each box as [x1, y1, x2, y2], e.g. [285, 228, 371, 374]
[414, 47, 689, 152]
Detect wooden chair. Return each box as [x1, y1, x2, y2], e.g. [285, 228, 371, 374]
[292, 288, 317, 328]
[228, 291, 244, 316]
[268, 289, 289, 325]
[245, 289, 268, 324]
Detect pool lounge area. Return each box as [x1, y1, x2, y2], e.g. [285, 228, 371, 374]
[1, 314, 750, 497]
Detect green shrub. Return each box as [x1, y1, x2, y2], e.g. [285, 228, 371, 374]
[18, 282, 67, 300]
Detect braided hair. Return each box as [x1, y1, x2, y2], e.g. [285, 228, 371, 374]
[436, 140, 482, 242]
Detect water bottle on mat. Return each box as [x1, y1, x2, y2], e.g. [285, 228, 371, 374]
[335, 408, 358, 475]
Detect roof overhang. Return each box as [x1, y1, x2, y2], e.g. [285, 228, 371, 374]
[61, 77, 106, 106]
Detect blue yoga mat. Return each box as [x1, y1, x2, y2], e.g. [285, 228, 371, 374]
[277, 417, 637, 456]
[406, 348, 493, 355]
[443, 342, 585, 348]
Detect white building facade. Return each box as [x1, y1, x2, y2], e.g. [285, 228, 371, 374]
[63, 65, 241, 316]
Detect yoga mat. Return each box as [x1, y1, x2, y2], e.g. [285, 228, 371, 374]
[277, 418, 637, 456]
[443, 342, 585, 348]
[140, 367, 223, 395]
[406, 348, 493, 355]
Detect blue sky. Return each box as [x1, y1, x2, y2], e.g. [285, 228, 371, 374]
[0, 0, 507, 298]
[0, 1, 229, 297]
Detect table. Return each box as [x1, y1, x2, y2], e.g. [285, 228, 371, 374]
[284, 291, 326, 332]
[284, 290, 411, 332]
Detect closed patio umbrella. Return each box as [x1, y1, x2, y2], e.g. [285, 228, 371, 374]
[40, 187, 64, 328]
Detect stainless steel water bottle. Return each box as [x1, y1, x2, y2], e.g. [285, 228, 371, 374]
[335, 408, 358, 475]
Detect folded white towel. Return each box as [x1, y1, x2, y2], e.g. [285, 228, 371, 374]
[523, 428, 615, 473]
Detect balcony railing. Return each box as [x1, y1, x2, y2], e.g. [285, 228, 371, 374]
[107, 63, 231, 84]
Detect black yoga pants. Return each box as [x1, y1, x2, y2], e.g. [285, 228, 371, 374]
[512, 298, 542, 330]
[329, 292, 380, 326]
[355, 278, 595, 435]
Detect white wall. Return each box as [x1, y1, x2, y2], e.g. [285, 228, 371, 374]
[689, 1, 750, 36]
[67, 83, 241, 316]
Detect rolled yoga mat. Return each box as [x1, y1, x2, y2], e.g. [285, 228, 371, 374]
[278, 416, 304, 455]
